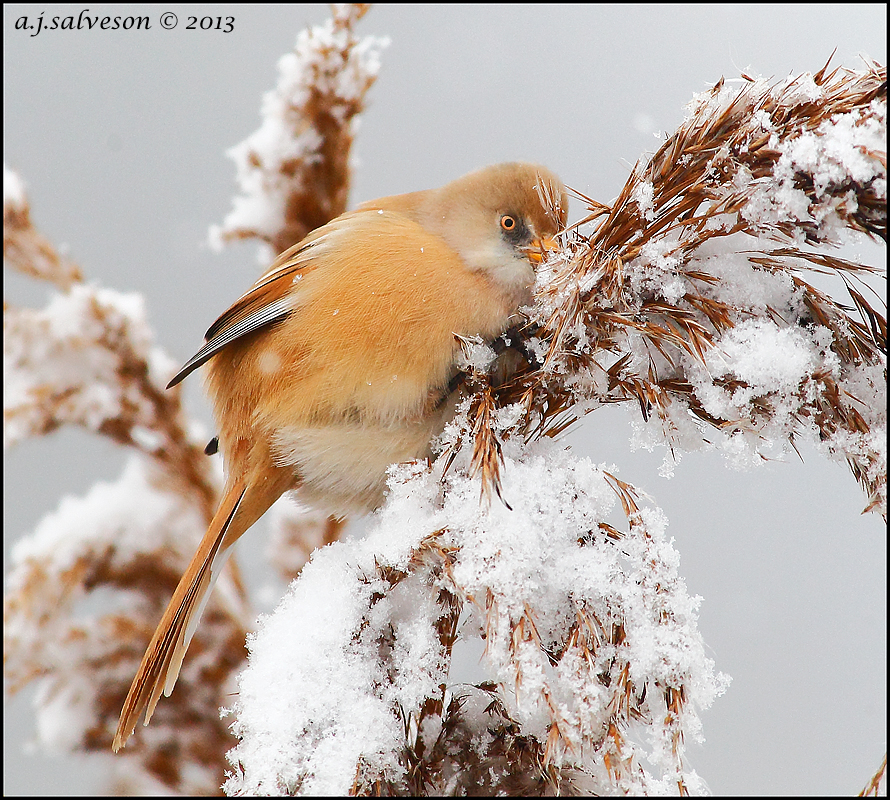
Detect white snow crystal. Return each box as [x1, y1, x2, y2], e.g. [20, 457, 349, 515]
[226, 443, 728, 794]
[3, 162, 27, 211]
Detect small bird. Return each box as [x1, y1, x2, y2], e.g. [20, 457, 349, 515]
[112, 162, 567, 750]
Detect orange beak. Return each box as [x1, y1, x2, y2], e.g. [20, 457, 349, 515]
[526, 235, 559, 264]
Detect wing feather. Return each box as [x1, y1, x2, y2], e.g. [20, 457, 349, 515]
[166, 296, 293, 387]
[166, 237, 326, 388]
[165, 206, 435, 389]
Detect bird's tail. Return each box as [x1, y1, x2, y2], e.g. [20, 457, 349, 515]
[113, 471, 286, 751]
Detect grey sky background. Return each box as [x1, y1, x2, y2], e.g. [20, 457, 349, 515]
[4, 4, 886, 795]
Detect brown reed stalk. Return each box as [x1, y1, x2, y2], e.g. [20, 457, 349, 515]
[209, 1, 387, 583]
[859, 753, 887, 796]
[469, 58, 887, 520]
[212, 3, 380, 257]
[4, 3, 385, 793]
[3, 175, 246, 793]
[4, 17, 884, 795]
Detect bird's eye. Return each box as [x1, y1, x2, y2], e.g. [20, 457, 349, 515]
[500, 214, 517, 232]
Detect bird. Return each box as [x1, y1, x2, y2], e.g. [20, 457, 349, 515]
[112, 161, 567, 751]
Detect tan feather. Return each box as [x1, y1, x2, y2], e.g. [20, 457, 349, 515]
[113, 464, 294, 751]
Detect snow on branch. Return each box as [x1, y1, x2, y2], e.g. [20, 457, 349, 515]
[509, 59, 886, 516]
[3, 457, 246, 793]
[209, 2, 389, 258]
[227, 58, 885, 796]
[226, 449, 727, 795]
[3, 166, 246, 793]
[3, 171, 216, 519]
[4, 12, 885, 794]
[4, 163, 82, 289]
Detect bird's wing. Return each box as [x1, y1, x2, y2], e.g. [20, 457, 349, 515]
[166, 206, 476, 391]
[166, 224, 336, 388]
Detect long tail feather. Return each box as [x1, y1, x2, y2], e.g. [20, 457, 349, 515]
[113, 481, 246, 751]
[112, 463, 298, 752]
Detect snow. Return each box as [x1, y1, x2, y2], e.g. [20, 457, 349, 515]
[209, 11, 389, 254]
[744, 96, 886, 242]
[3, 162, 27, 211]
[453, 334, 497, 374]
[9, 456, 195, 572]
[633, 236, 686, 303]
[4, 457, 210, 746]
[706, 319, 819, 397]
[632, 179, 657, 222]
[3, 284, 177, 449]
[226, 443, 728, 794]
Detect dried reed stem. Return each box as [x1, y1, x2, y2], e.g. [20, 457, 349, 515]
[467, 58, 887, 518]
